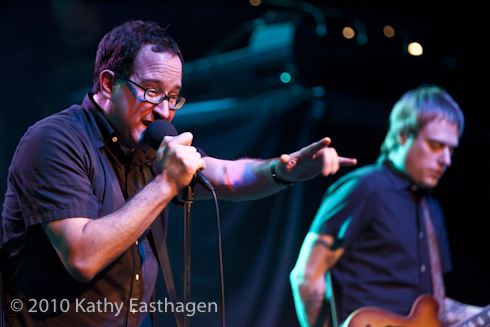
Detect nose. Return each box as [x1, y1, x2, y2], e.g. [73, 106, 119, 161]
[439, 146, 452, 167]
[152, 100, 170, 120]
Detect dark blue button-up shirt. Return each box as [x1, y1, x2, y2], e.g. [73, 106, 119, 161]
[310, 159, 452, 323]
[2, 94, 165, 326]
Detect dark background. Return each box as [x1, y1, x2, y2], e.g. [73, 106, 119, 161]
[1, 1, 489, 326]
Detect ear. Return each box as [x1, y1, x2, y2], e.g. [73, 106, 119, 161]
[397, 132, 409, 146]
[99, 69, 116, 99]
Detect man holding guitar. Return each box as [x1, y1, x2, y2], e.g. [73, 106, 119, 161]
[290, 85, 482, 327]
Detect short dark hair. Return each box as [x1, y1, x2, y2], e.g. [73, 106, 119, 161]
[92, 20, 183, 94]
[380, 85, 464, 155]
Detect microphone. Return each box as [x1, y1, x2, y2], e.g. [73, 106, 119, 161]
[142, 120, 214, 192]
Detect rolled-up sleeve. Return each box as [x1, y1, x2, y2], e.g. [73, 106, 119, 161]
[9, 118, 99, 226]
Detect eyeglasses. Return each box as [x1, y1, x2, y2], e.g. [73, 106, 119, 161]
[113, 72, 186, 109]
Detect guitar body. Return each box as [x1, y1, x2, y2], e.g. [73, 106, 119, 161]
[344, 294, 444, 327]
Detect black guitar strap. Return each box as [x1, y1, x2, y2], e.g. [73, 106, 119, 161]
[151, 212, 182, 327]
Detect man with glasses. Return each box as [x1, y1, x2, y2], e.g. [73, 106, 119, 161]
[1, 20, 355, 326]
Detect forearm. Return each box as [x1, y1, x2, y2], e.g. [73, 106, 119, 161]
[197, 157, 288, 201]
[290, 233, 342, 327]
[443, 297, 483, 325]
[196, 138, 357, 201]
[290, 269, 328, 327]
[44, 174, 178, 282]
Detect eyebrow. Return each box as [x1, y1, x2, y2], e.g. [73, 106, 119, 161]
[140, 78, 182, 90]
[427, 138, 459, 148]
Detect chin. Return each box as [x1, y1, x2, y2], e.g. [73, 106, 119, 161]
[132, 137, 149, 150]
[131, 131, 145, 148]
[422, 179, 438, 189]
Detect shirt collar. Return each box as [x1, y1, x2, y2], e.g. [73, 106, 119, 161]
[82, 93, 156, 166]
[378, 154, 431, 196]
[82, 93, 117, 149]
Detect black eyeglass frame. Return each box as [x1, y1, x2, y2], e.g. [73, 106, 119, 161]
[113, 71, 186, 109]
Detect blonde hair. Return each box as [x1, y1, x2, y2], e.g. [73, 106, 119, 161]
[380, 85, 464, 155]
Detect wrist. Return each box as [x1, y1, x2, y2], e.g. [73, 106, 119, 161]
[152, 173, 180, 199]
[271, 159, 294, 186]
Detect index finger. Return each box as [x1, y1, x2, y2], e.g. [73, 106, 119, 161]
[160, 132, 193, 149]
[303, 137, 332, 157]
[159, 135, 175, 149]
[339, 157, 357, 166]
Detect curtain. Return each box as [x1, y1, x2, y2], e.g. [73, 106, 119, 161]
[155, 85, 329, 327]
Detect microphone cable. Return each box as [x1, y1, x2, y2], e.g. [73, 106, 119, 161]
[209, 187, 225, 327]
[194, 172, 225, 326]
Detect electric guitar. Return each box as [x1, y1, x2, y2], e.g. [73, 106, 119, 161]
[344, 294, 490, 327]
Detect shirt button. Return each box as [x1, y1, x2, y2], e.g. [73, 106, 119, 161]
[135, 274, 140, 281]
[135, 240, 139, 245]
[112, 136, 118, 143]
[421, 264, 426, 273]
[419, 231, 424, 239]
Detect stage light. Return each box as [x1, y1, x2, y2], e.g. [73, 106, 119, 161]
[407, 42, 423, 56]
[357, 33, 368, 45]
[182, 20, 297, 101]
[342, 27, 355, 39]
[311, 86, 325, 97]
[383, 25, 395, 38]
[316, 24, 327, 37]
[280, 72, 291, 83]
[250, 0, 261, 6]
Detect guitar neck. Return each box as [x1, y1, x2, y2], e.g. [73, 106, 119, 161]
[452, 305, 490, 327]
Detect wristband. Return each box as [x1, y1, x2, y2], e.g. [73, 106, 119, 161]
[271, 160, 294, 186]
